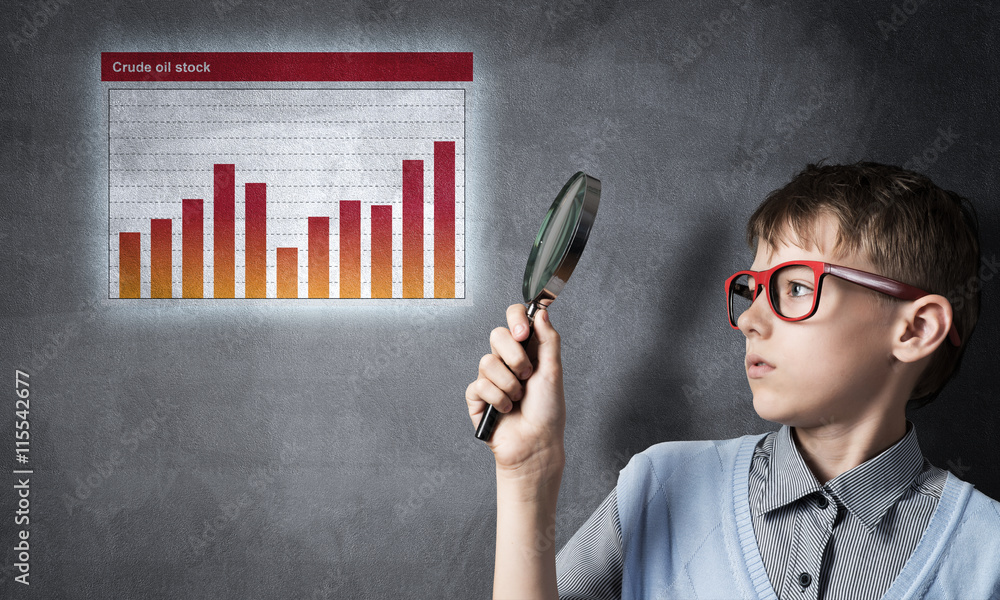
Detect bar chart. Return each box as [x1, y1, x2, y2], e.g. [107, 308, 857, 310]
[109, 89, 464, 299]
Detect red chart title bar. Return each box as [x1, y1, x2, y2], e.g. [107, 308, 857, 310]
[101, 52, 473, 82]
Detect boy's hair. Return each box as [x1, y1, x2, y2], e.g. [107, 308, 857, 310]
[746, 161, 981, 409]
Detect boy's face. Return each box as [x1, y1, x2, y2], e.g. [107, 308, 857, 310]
[738, 215, 900, 427]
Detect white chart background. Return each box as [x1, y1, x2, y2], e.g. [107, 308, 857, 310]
[108, 88, 465, 299]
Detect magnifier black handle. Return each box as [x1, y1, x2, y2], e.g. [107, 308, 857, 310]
[474, 305, 538, 442]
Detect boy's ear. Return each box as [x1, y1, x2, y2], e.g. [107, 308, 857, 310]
[892, 295, 953, 363]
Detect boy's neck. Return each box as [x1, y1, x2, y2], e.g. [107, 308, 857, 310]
[790, 415, 909, 484]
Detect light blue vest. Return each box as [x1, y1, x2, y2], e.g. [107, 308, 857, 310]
[616, 434, 1000, 599]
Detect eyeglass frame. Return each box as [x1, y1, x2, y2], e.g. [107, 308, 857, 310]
[725, 260, 961, 347]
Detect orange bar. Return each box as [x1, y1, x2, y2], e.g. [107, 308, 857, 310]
[308, 217, 330, 298]
[371, 205, 392, 298]
[402, 160, 423, 298]
[433, 141, 455, 298]
[119, 232, 141, 298]
[214, 164, 235, 298]
[277, 247, 298, 298]
[182, 199, 203, 298]
[150, 219, 172, 298]
[245, 183, 267, 298]
[339, 201, 361, 298]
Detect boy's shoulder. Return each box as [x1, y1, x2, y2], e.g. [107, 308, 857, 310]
[621, 432, 768, 486]
[908, 476, 1000, 595]
[959, 481, 1000, 529]
[632, 431, 768, 463]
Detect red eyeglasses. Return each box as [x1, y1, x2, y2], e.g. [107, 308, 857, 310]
[725, 261, 961, 346]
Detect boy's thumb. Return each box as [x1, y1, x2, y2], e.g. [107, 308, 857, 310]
[532, 308, 561, 363]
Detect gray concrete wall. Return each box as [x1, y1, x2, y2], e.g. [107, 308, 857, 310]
[2, 1, 997, 597]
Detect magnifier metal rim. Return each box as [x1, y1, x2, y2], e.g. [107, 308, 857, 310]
[522, 172, 601, 306]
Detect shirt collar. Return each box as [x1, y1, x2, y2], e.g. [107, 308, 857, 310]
[755, 425, 823, 516]
[756, 422, 926, 532]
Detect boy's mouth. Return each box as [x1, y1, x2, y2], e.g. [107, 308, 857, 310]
[745, 354, 774, 378]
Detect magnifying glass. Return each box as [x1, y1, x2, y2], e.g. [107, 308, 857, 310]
[475, 172, 601, 442]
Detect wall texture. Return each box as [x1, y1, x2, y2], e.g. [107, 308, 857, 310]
[1, 1, 997, 598]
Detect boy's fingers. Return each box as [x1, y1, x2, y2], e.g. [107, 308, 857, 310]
[489, 326, 532, 380]
[478, 354, 524, 402]
[465, 377, 514, 415]
[506, 303, 531, 342]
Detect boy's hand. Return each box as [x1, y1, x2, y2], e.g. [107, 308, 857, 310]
[466, 303, 566, 480]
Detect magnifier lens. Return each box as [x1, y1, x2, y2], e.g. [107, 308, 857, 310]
[523, 176, 586, 302]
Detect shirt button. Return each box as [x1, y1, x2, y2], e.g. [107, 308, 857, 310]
[799, 572, 812, 588]
[817, 495, 829, 509]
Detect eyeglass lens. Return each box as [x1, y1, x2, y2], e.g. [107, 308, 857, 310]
[729, 264, 817, 325]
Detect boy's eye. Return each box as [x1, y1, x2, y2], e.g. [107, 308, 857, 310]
[786, 281, 813, 298]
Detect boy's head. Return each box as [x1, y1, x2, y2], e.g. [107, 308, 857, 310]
[736, 162, 980, 421]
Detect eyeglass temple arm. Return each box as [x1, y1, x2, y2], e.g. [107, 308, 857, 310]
[825, 264, 962, 346]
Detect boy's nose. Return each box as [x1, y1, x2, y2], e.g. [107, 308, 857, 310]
[737, 291, 772, 338]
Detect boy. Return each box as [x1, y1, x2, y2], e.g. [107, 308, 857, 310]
[465, 162, 1000, 599]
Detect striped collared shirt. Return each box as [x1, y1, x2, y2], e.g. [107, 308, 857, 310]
[556, 422, 947, 600]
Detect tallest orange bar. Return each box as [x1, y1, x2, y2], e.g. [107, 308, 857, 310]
[214, 164, 236, 298]
[433, 142, 456, 298]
